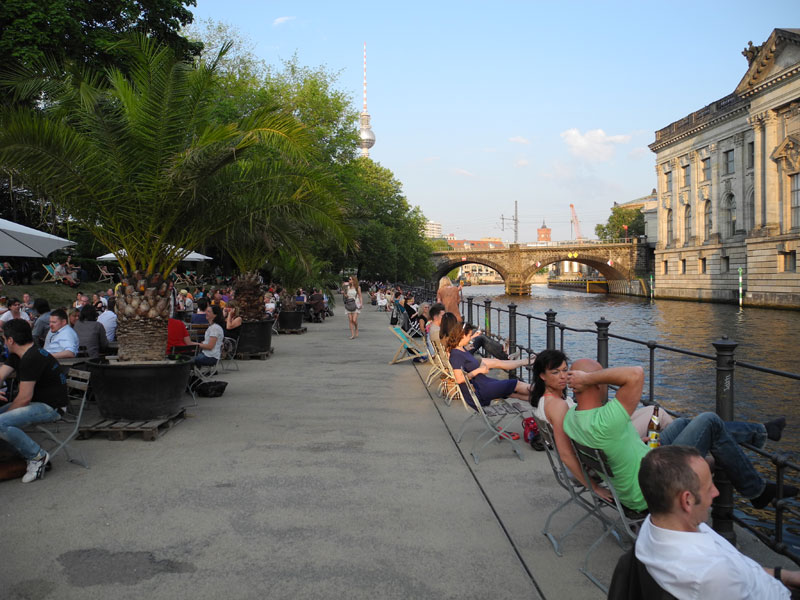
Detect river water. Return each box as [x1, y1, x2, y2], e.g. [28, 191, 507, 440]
[461, 283, 800, 455]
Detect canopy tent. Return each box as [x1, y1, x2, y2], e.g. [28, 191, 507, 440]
[0, 218, 76, 258]
[96, 248, 212, 262]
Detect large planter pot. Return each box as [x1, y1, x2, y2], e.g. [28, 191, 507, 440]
[88, 358, 192, 420]
[277, 310, 303, 331]
[236, 319, 274, 355]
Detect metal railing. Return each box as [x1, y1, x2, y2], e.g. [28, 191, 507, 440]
[459, 296, 800, 564]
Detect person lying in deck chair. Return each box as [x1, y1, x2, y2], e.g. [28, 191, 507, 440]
[636, 445, 800, 599]
[563, 359, 795, 513]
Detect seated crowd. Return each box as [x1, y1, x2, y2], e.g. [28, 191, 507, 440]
[417, 298, 799, 596]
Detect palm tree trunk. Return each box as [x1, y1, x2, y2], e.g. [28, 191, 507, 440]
[233, 271, 266, 321]
[114, 274, 171, 361]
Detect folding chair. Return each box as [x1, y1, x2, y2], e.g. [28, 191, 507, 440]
[538, 419, 604, 557]
[40, 263, 56, 283]
[29, 369, 91, 468]
[455, 369, 527, 464]
[388, 326, 427, 365]
[570, 440, 648, 593]
[422, 334, 448, 388]
[432, 339, 459, 406]
[221, 337, 240, 372]
[97, 265, 114, 284]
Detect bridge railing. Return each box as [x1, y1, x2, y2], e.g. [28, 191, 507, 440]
[459, 296, 800, 565]
[432, 237, 641, 253]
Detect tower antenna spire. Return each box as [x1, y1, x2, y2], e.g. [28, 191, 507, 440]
[359, 42, 375, 157]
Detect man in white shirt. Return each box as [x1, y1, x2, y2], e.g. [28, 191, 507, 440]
[635, 445, 799, 599]
[97, 300, 117, 342]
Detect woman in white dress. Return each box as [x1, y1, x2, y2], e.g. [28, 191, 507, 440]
[342, 276, 363, 339]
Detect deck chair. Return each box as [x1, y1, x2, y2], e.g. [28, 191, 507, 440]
[422, 334, 448, 388]
[455, 369, 527, 464]
[40, 263, 57, 283]
[388, 326, 427, 365]
[29, 369, 91, 468]
[97, 264, 114, 284]
[432, 339, 459, 406]
[539, 419, 604, 557]
[570, 440, 648, 593]
[221, 337, 240, 372]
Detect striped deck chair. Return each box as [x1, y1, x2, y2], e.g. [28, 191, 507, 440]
[432, 339, 459, 406]
[388, 326, 426, 365]
[41, 263, 57, 283]
[455, 369, 527, 464]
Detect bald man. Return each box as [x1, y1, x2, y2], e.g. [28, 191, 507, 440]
[562, 358, 794, 513]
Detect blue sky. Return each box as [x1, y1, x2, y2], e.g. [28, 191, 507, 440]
[191, 1, 799, 241]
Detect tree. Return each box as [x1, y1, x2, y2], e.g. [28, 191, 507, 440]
[336, 158, 432, 281]
[0, 0, 201, 70]
[595, 205, 645, 241]
[0, 36, 314, 360]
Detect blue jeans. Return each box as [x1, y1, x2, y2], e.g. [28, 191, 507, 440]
[659, 412, 765, 499]
[192, 354, 218, 367]
[0, 402, 60, 460]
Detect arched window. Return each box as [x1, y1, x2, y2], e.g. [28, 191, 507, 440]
[704, 201, 712, 241]
[666, 209, 673, 245]
[684, 205, 692, 245]
[722, 195, 736, 238]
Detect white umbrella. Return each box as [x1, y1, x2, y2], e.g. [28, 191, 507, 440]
[96, 248, 213, 262]
[0, 218, 76, 257]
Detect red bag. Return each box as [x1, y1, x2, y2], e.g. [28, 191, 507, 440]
[522, 417, 545, 451]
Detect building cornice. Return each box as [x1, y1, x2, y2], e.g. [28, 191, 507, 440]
[649, 101, 749, 153]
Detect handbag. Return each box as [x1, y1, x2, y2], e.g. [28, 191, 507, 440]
[197, 381, 228, 397]
[344, 296, 357, 311]
[390, 306, 398, 325]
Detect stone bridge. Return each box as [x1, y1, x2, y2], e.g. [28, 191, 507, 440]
[431, 240, 648, 295]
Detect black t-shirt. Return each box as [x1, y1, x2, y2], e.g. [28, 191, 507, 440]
[6, 346, 68, 409]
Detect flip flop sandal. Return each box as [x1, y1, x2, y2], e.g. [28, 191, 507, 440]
[497, 428, 520, 441]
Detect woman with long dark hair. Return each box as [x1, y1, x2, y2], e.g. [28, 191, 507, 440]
[443, 319, 532, 407]
[529, 350, 613, 502]
[192, 305, 224, 366]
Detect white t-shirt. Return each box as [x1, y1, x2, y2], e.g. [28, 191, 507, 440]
[202, 323, 224, 360]
[636, 516, 790, 599]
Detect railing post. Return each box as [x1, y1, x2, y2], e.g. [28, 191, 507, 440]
[507, 303, 517, 355]
[483, 299, 492, 335]
[595, 317, 611, 368]
[545, 309, 557, 350]
[711, 336, 738, 544]
[466, 297, 474, 324]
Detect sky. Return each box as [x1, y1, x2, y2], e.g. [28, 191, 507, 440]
[190, 0, 799, 242]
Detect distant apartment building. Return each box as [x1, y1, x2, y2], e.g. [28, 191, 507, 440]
[650, 29, 800, 308]
[424, 220, 443, 238]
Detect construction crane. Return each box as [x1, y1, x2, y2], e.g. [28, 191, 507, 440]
[569, 204, 585, 240]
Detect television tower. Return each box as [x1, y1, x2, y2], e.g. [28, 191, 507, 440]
[359, 42, 376, 158]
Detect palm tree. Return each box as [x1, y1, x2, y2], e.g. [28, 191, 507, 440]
[0, 36, 315, 360]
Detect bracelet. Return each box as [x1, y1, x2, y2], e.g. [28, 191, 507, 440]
[775, 566, 782, 582]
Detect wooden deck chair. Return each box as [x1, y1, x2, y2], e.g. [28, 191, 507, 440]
[570, 440, 648, 593]
[432, 339, 459, 406]
[40, 263, 57, 283]
[29, 369, 91, 468]
[538, 419, 604, 557]
[455, 369, 527, 464]
[422, 334, 448, 388]
[388, 326, 426, 365]
[97, 264, 114, 284]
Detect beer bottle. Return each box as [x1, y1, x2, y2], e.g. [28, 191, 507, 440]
[647, 405, 661, 449]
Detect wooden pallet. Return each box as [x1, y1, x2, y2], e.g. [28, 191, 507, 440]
[235, 347, 274, 360]
[78, 409, 186, 441]
[278, 326, 308, 334]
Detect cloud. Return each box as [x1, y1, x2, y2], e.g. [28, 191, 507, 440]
[560, 128, 632, 162]
[627, 146, 649, 160]
[273, 16, 296, 26]
[509, 136, 530, 145]
[452, 168, 475, 177]
[514, 159, 529, 168]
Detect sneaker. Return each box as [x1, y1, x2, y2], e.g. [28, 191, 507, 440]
[22, 451, 50, 483]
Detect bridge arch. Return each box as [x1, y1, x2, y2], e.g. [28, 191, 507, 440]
[519, 255, 628, 285]
[431, 258, 510, 284]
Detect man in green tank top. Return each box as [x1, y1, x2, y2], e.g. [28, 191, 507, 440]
[563, 359, 796, 512]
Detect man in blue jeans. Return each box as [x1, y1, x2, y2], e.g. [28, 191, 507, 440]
[0, 319, 68, 483]
[563, 358, 794, 512]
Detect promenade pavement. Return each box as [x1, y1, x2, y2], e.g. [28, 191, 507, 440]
[2, 307, 794, 599]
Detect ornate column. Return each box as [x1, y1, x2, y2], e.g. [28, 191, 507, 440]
[749, 114, 765, 229]
[764, 111, 780, 231]
[689, 151, 699, 242]
[711, 143, 720, 239]
[734, 132, 746, 233]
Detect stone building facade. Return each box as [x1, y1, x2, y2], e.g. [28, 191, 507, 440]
[649, 29, 800, 308]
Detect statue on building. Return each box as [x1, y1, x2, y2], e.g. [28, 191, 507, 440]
[742, 41, 762, 66]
